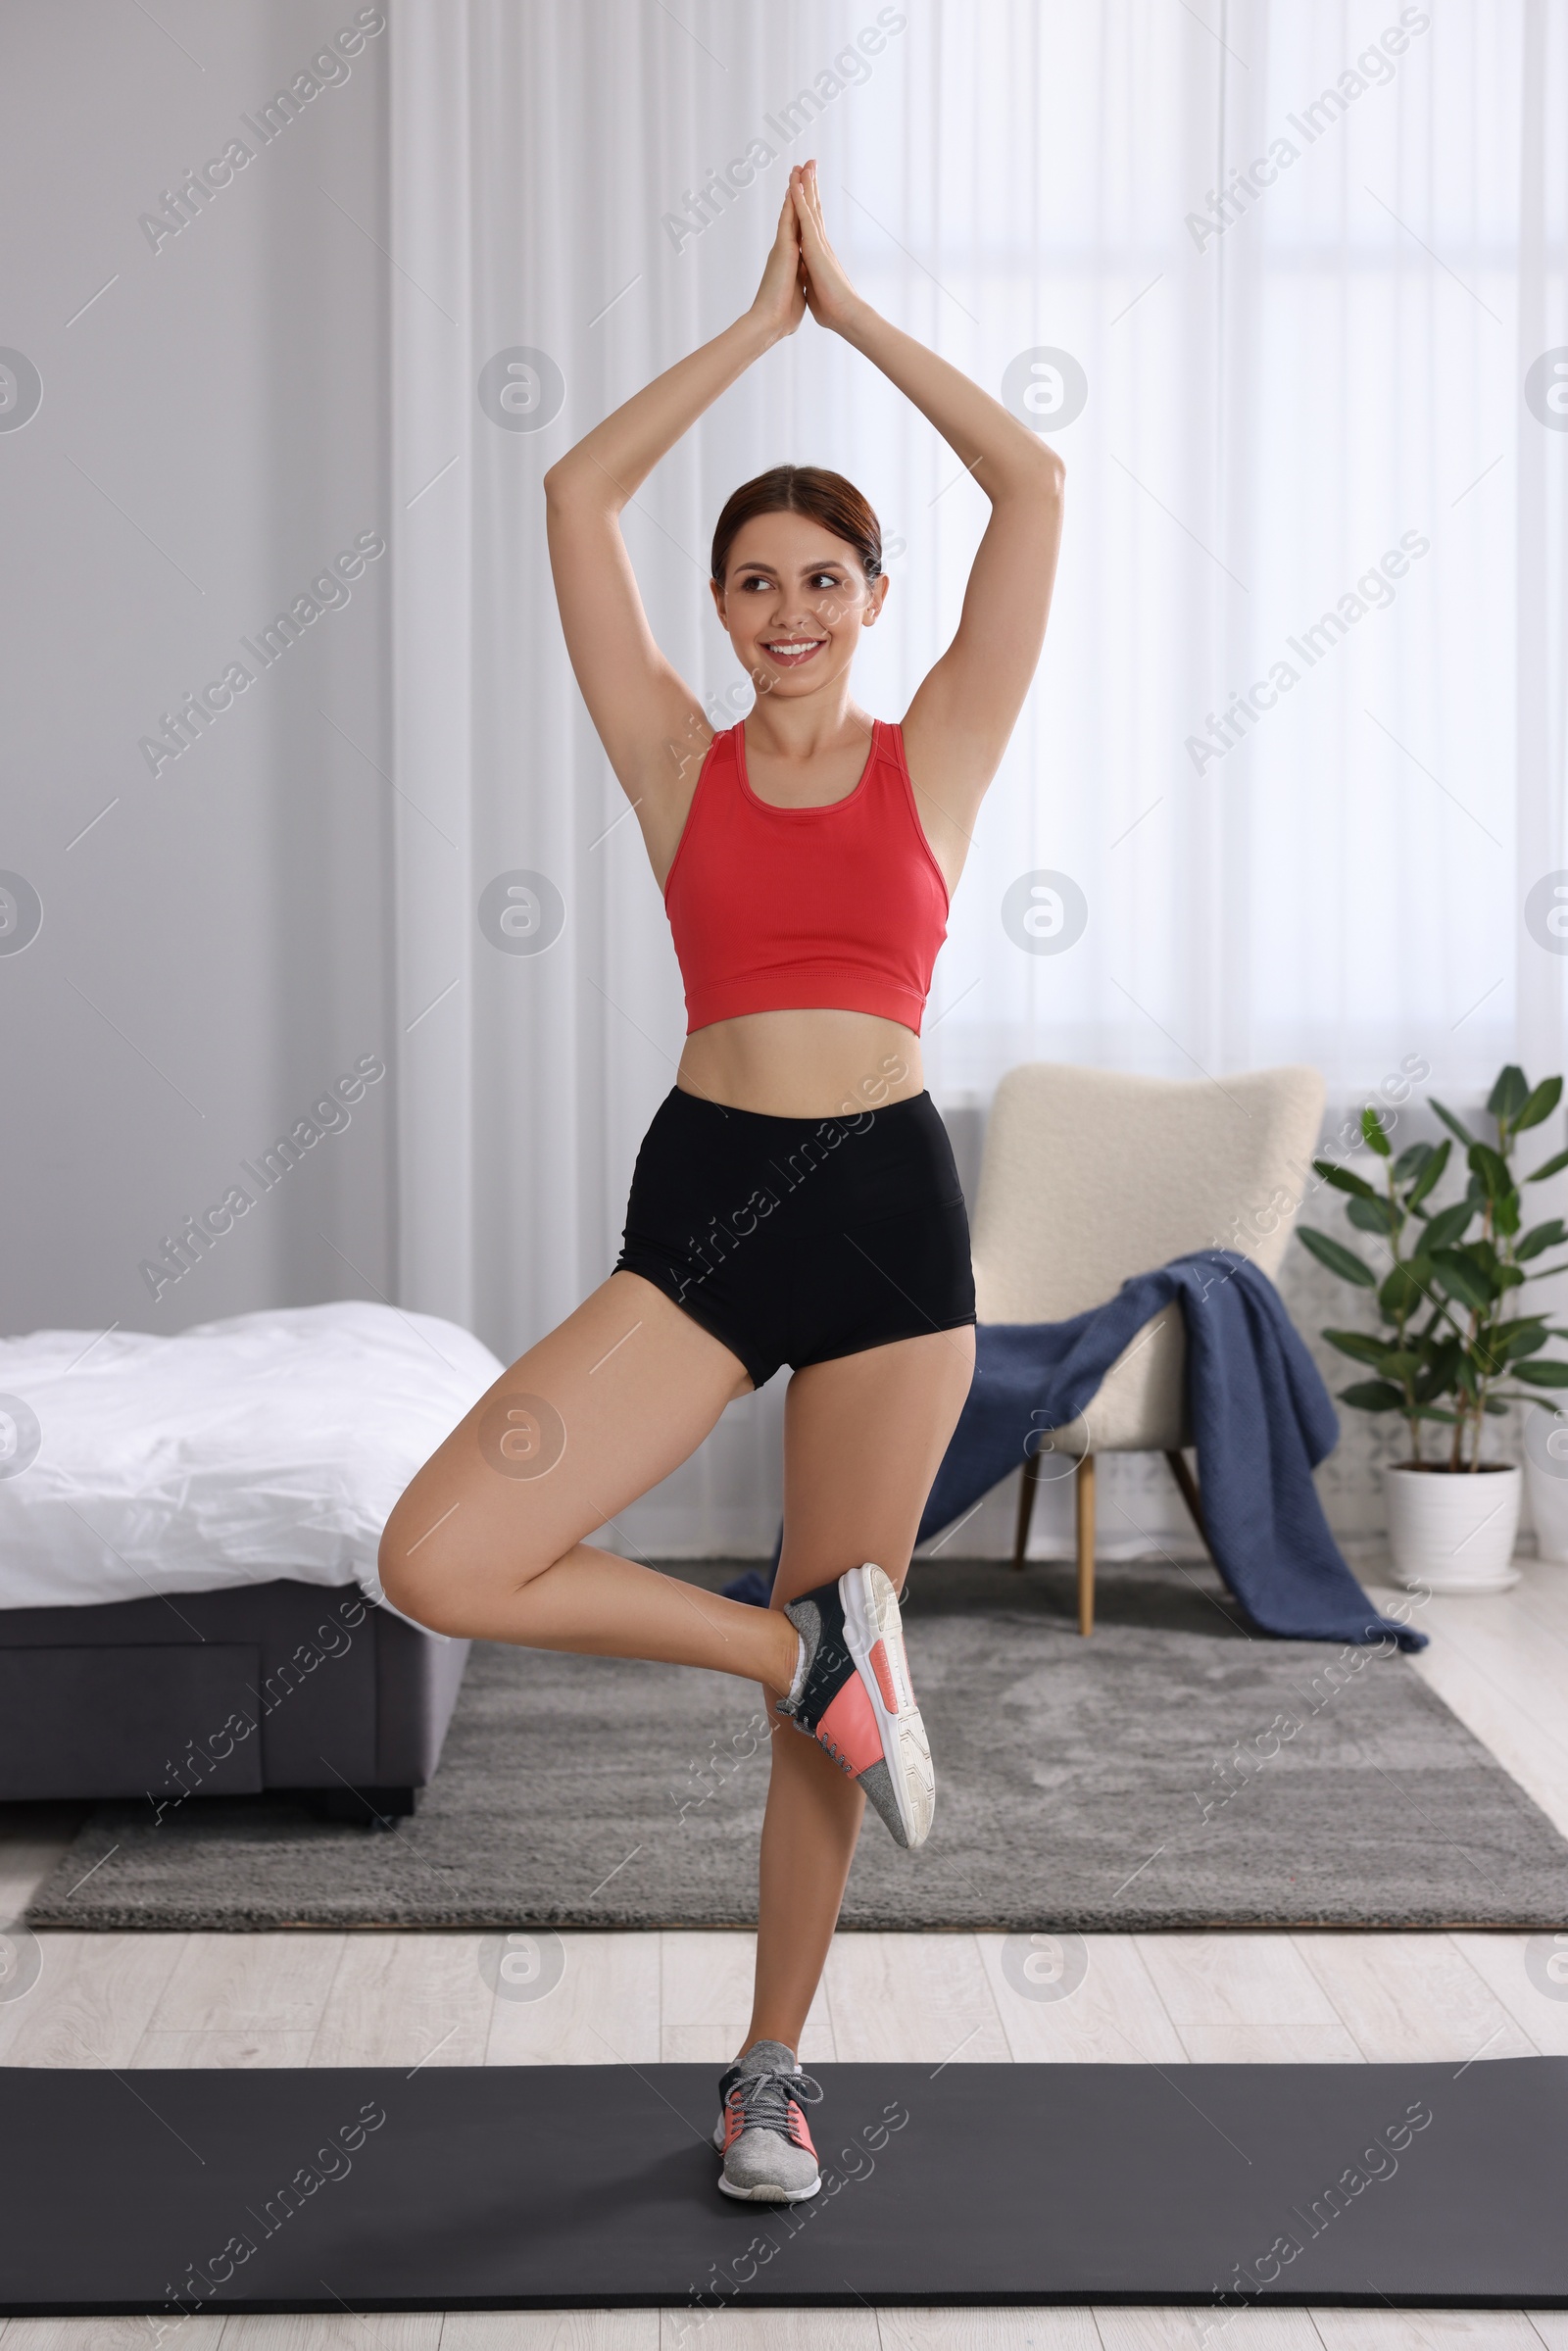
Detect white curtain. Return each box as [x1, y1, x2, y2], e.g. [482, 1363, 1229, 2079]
[389, 0, 1568, 1559]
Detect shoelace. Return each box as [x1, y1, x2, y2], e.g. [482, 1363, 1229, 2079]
[726, 2065, 824, 2137]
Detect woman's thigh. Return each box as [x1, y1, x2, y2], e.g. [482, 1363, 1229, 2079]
[379, 1270, 750, 1622]
[772, 1323, 976, 1610]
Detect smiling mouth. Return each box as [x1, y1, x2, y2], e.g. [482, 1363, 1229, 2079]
[761, 639, 827, 666]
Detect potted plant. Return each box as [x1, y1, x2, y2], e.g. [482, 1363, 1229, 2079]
[1296, 1065, 1568, 1592]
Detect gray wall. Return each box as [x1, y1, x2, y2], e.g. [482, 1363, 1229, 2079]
[0, 2, 394, 1338]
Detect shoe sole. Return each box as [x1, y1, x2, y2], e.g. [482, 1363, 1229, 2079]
[840, 1561, 935, 1850]
[717, 2172, 822, 2202]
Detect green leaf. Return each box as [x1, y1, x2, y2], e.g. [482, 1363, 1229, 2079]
[1511, 1360, 1568, 1388]
[1515, 1076, 1563, 1132]
[1360, 1105, 1393, 1157]
[1515, 1220, 1567, 1261]
[1430, 1248, 1498, 1311]
[1393, 1141, 1433, 1183]
[1421, 1202, 1476, 1252]
[1468, 1142, 1512, 1201]
[1338, 1380, 1407, 1412]
[1429, 1098, 1477, 1149]
[1347, 1195, 1397, 1236]
[1312, 1160, 1381, 1203]
[1488, 1065, 1530, 1126]
[1380, 1260, 1432, 1317]
[1526, 1145, 1568, 1184]
[1494, 1318, 1550, 1360]
[1324, 1328, 1398, 1368]
[1296, 1227, 1377, 1288]
[1404, 1139, 1450, 1211]
[1417, 1337, 1464, 1393]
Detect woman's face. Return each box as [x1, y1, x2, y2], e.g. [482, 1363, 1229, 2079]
[710, 508, 888, 699]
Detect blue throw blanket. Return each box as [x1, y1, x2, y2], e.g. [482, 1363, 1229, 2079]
[729, 1249, 1424, 1651]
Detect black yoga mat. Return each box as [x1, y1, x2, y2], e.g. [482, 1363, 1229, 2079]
[4, 2059, 1565, 2314]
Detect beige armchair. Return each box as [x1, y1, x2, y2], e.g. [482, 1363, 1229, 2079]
[967, 1062, 1326, 1634]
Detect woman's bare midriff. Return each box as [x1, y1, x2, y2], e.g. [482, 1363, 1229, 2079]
[675, 1007, 926, 1118]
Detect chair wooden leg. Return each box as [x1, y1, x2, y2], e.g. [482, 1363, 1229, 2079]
[1164, 1448, 1210, 1551]
[1076, 1452, 1096, 1636]
[1012, 1445, 1042, 1570]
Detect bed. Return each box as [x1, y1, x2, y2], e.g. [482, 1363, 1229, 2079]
[0, 1300, 507, 1821]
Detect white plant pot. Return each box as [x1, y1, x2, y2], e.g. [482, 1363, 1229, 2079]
[1382, 1462, 1522, 1593]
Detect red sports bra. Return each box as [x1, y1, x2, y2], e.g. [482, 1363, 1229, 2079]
[662, 719, 951, 1036]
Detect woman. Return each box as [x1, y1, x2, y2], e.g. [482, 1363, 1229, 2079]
[380, 161, 1065, 2202]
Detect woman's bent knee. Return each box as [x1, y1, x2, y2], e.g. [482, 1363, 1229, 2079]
[376, 1504, 460, 1634]
[376, 1472, 560, 1637]
[376, 1546, 469, 1638]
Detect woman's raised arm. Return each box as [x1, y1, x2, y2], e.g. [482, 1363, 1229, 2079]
[542, 191, 807, 865]
[789, 162, 1065, 891]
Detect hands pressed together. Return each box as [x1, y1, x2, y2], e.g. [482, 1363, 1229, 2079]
[750, 160, 864, 341]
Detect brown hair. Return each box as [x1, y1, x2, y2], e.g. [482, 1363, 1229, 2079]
[710, 465, 882, 590]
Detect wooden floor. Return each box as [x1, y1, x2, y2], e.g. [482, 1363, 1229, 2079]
[2, 1565, 1566, 2349]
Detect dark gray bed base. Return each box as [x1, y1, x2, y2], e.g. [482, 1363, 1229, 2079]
[0, 1580, 469, 1823]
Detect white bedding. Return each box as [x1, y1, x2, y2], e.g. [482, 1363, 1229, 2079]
[0, 1300, 507, 1609]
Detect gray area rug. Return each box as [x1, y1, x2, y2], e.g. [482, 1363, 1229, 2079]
[25, 1559, 1568, 1932]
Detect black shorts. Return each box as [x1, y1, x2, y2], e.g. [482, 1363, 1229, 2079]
[613, 1086, 977, 1390]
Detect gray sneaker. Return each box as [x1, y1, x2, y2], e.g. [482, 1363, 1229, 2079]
[712, 2039, 824, 2202]
[777, 1561, 936, 1850]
